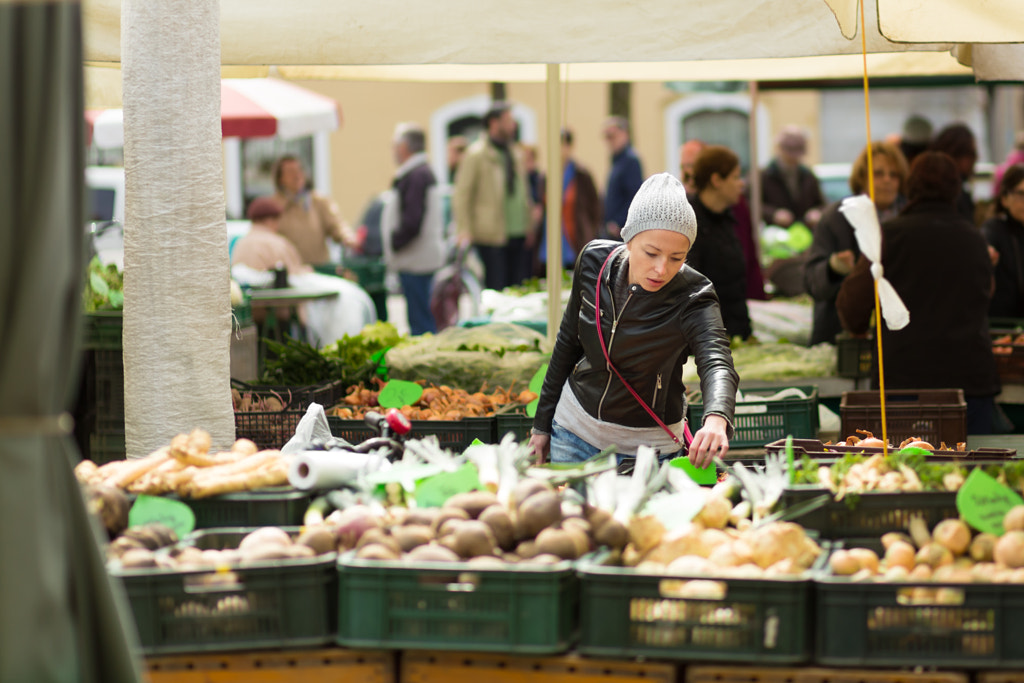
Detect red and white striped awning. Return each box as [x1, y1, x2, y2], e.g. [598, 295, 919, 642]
[85, 78, 342, 149]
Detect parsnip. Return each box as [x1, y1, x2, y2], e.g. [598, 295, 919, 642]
[104, 448, 171, 489]
[187, 459, 288, 499]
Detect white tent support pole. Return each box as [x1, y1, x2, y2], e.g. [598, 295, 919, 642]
[748, 80, 763, 264]
[312, 131, 332, 196]
[224, 137, 243, 219]
[122, 0, 234, 457]
[546, 64, 563, 345]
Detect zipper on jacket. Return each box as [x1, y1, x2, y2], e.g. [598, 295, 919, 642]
[597, 284, 635, 420]
[652, 373, 662, 408]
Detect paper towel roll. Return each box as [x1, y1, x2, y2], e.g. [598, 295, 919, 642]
[288, 451, 376, 490]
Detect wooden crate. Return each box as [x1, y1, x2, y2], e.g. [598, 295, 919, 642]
[401, 651, 676, 683]
[146, 648, 395, 683]
[687, 665, 968, 683]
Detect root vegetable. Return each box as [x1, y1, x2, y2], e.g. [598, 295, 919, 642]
[932, 519, 971, 556]
[430, 507, 470, 536]
[239, 527, 292, 551]
[479, 505, 515, 551]
[593, 518, 629, 551]
[695, 494, 731, 530]
[884, 540, 917, 571]
[517, 491, 562, 539]
[357, 543, 401, 561]
[391, 525, 434, 552]
[994, 530, 1024, 568]
[185, 459, 288, 498]
[451, 520, 498, 558]
[445, 490, 499, 519]
[103, 448, 171, 489]
[916, 542, 954, 569]
[970, 533, 998, 563]
[511, 478, 553, 508]
[829, 549, 859, 576]
[848, 548, 880, 574]
[535, 527, 580, 560]
[406, 543, 460, 563]
[332, 505, 385, 549]
[297, 526, 337, 555]
[1003, 506, 1024, 533]
[882, 532, 914, 550]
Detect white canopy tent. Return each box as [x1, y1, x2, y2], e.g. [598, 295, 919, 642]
[79, 0, 1023, 418]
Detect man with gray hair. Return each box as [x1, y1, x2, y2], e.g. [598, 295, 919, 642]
[382, 122, 445, 335]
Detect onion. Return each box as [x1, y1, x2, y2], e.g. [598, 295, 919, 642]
[328, 505, 384, 549]
[1003, 506, 1024, 533]
[994, 530, 1024, 568]
[932, 519, 971, 556]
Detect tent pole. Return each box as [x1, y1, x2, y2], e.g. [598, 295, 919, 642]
[748, 80, 763, 270]
[546, 64, 562, 345]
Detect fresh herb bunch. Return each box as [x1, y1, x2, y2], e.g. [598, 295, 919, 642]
[259, 322, 401, 387]
[84, 256, 124, 311]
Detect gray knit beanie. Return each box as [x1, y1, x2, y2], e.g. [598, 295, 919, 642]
[620, 172, 697, 245]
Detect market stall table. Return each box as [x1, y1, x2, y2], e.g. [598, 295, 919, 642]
[247, 285, 339, 355]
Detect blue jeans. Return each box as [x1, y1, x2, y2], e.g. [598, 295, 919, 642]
[549, 420, 684, 468]
[399, 271, 437, 336]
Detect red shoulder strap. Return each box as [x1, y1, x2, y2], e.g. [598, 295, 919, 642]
[595, 249, 687, 447]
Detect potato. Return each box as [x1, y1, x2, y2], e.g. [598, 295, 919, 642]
[285, 544, 316, 559]
[451, 520, 498, 558]
[406, 543, 460, 563]
[479, 505, 515, 551]
[430, 507, 470, 536]
[297, 526, 337, 555]
[445, 491, 499, 519]
[585, 505, 612, 531]
[525, 553, 561, 564]
[593, 518, 628, 551]
[511, 478, 553, 508]
[356, 528, 401, 555]
[515, 540, 539, 559]
[241, 544, 292, 563]
[535, 527, 579, 560]
[517, 491, 562, 539]
[119, 548, 158, 569]
[239, 527, 292, 552]
[404, 508, 441, 527]
[356, 543, 401, 561]
[563, 525, 592, 558]
[466, 555, 506, 568]
[391, 525, 434, 552]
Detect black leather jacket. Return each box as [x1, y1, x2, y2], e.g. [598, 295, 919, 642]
[533, 240, 739, 436]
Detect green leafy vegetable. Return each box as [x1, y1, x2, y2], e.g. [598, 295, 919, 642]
[258, 322, 401, 387]
[83, 256, 124, 311]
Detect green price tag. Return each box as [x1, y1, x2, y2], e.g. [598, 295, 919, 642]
[128, 494, 195, 540]
[956, 468, 1024, 535]
[470, 438, 485, 446]
[377, 379, 423, 408]
[414, 462, 483, 508]
[528, 364, 547, 394]
[526, 397, 539, 418]
[670, 456, 717, 485]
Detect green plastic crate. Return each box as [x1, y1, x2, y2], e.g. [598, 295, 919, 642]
[781, 486, 959, 540]
[328, 415, 495, 452]
[180, 488, 312, 529]
[817, 548, 1024, 667]
[689, 385, 819, 449]
[494, 411, 533, 443]
[336, 553, 577, 653]
[83, 310, 123, 350]
[578, 556, 816, 663]
[112, 528, 336, 655]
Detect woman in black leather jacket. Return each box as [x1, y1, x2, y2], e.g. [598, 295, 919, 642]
[529, 173, 739, 468]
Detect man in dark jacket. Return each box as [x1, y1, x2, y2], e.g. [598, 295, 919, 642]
[602, 116, 644, 240]
[837, 152, 999, 434]
[384, 122, 445, 335]
[760, 126, 825, 229]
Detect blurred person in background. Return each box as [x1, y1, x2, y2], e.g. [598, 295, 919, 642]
[522, 144, 545, 278]
[537, 128, 602, 272]
[983, 163, 1024, 318]
[929, 122, 979, 224]
[898, 114, 933, 167]
[804, 141, 908, 346]
[447, 135, 468, 183]
[837, 151, 999, 434]
[453, 101, 531, 290]
[993, 132, 1024, 197]
[602, 116, 644, 240]
[679, 139, 706, 194]
[686, 145, 752, 341]
[382, 122, 445, 336]
[760, 126, 826, 229]
[273, 154, 358, 266]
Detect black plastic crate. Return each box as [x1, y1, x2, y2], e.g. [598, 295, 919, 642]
[180, 488, 312, 529]
[336, 553, 577, 654]
[89, 430, 125, 465]
[327, 415, 495, 452]
[578, 556, 816, 663]
[817, 557, 1024, 667]
[836, 335, 875, 380]
[690, 386, 819, 449]
[234, 408, 305, 451]
[232, 379, 347, 411]
[782, 486, 959, 540]
[94, 347, 125, 434]
[494, 411, 533, 443]
[112, 528, 336, 655]
[840, 389, 966, 448]
[83, 310, 123, 350]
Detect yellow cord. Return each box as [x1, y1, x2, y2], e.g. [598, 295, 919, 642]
[860, 0, 888, 455]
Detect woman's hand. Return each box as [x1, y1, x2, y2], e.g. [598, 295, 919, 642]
[688, 415, 730, 468]
[528, 433, 550, 466]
